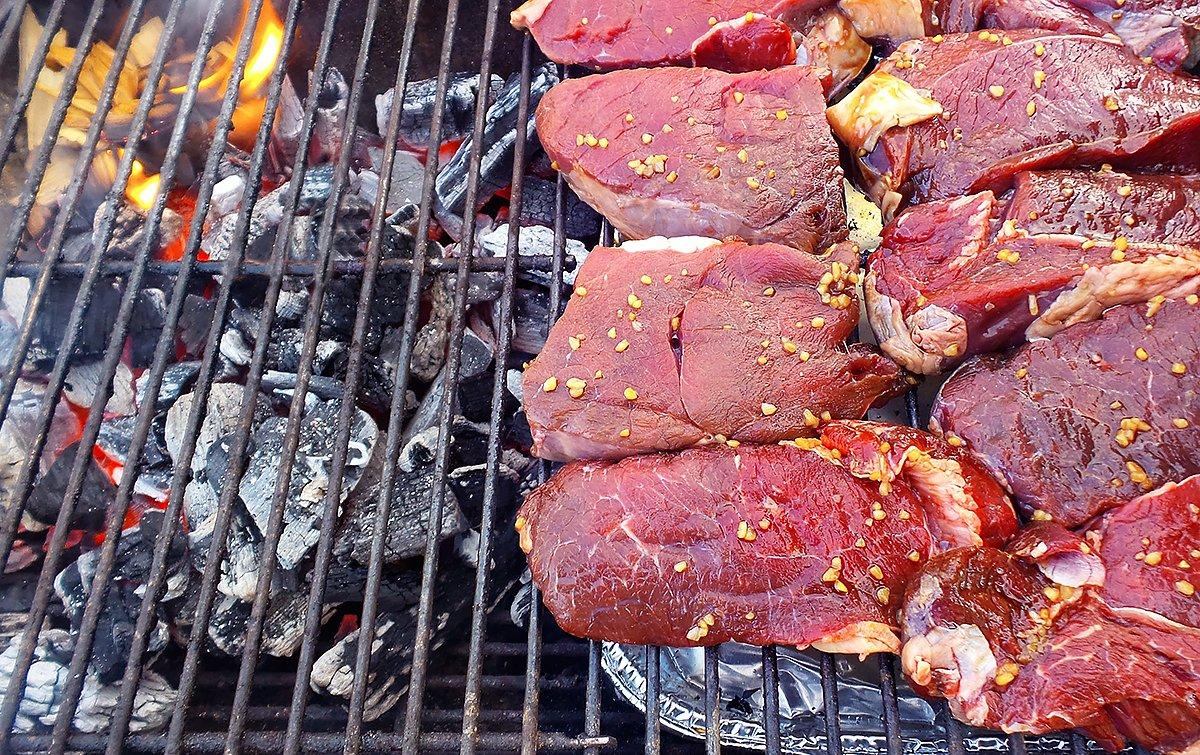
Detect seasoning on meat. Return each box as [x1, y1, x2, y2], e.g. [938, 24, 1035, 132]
[865, 169, 1200, 374]
[521, 237, 907, 461]
[900, 475, 1200, 753]
[518, 421, 1017, 650]
[536, 65, 847, 252]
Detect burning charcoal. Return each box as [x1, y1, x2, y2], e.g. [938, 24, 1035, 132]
[459, 320, 495, 380]
[313, 530, 520, 720]
[165, 384, 272, 598]
[202, 183, 294, 262]
[320, 564, 424, 608]
[30, 277, 123, 365]
[275, 281, 310, 325]
[265, 329, 344, 375]
[0, 380, 82, 514]
[410, 277, 454, 382]
[128, 287, 169, 368]
[204, 590, 333, 658]
[0, 628, 175, 733]
[63, 358, 136, 416]
[358, 148, 426, 215]
[95, 416, 173, 501]
[178, 294, 216, 357]
[272, 75, 305, 169]
[478, 222, 587, 287]
[136, 361, 200, 414]
[54, 510, 186, 682]
[332, 424, 465, 566]
[312, 68, 350, 165]
[239, 397, 379, 573]
[433, 63, 559, 239]
[376, 73, 503, 151]
[94, 201, 182, 260]
[510, 284, 552, 355]
[298, 164, 335, 214]
[210, 174, 246, 217]
[25, 441, 114, 532]
[445, 452, 526, 517]
[517, 175, 603, 240]
[347, 354, 409, 417]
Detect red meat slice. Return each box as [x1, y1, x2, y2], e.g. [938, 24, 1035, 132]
[517, 421, 1017, 650]
[864, 169, 1200, 374]
[511, 0, 822, 70]
[932, 298, 1200, 527]
[923, 0, 1200, 72]
[900, 476, 1200, 752]
[827, 31, 1200, 216]
[536, 65, 847, 251]
[690, 12, 799, 72]
[521, 238, 907, 461]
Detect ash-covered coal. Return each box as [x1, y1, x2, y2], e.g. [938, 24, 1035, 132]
[24, 441, 115, 533]
[376, 72, 503, 152]
[0, 628, 175, 733]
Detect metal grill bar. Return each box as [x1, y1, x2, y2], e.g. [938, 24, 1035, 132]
[0, 0, 108, 281]
[0, 0, 34, 65]
[102, 3, 304, 749]
[46, 0, 286, 749]
[221, 0, 384, 750]
[0, 0, 218, 743]
[6, 255, 558, 277]
[762, 646, 782, 755]
[161, 0, 351, 747]
[704, 647, 721, 754]
[460, 31, 535, 755]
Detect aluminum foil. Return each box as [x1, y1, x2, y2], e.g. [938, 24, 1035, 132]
[602, 643, 1091, 754]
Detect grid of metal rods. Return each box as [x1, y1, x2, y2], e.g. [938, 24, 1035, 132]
[0, 0, 1101, 752]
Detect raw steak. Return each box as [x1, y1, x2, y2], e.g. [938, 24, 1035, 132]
[518, 421, 1018, 650]
[932, 298, 1200, 527]
[921, 0, 1200, 73]
[536, 65, 847, 251]
[521, 237, 906, 461]
[826, 31, 1200, 216]
[864, 169, 1200, 373]
[900, 476, 1200, 752]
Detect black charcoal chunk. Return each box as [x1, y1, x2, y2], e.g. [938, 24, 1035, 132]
[205, 589, 332, 658]
[376, 73, 502, 151]
[517, 175, 603, 240]
[25, 442, 113, 531]
[239, 397, 378, 572]
[433, 63, 559, 239]
[95, 416, 173, 501]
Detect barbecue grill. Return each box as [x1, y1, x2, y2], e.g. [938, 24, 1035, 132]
[0, 0, 1111, 753]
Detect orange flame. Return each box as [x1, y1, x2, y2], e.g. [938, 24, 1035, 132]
[127, 1, 285, 209]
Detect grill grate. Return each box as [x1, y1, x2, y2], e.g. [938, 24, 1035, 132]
[0, 1, 1099, 753]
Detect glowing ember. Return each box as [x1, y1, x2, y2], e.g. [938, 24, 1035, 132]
[126, 158, 162, 212]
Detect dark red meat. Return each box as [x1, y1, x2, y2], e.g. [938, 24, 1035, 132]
[510, 0, 819, 70]
[864, 169, 1200, 373]
[920, 0, 1199, 72]
[536, 66, 847, 251]
[932, 298, 1200, 527]
[827, 31, 1200, 215]
[690, 12, 799, 72]
[900, 476, 1200, 752]
[518, 421, 1017, 650]
[521, 238, 907, 461]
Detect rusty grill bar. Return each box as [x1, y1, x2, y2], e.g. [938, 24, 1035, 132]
[0, 0, 1092, 753]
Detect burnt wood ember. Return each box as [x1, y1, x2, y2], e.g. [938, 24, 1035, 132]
[517, 421, 1017, 651]
[0, 628, 175, 733]
[95, 416, 173, 501]
[239, 397, 379, 573]
[919, 0, 1200, 72]
[53, 511, 186, 682]
[314, 528, 522, 721]
[828, 31, 1200, 217]
[63, 360, 136, 415]
[92, 201, 182, 261]
[932, 299, 1200, 527]
[522, 237, 906, 461]
[900, 475, 1200, 752]
[433, 64, 558, 240]
[200, 590, 333, 659]
[865, 170, 1200, 374]
[536, 65, 847, 251]
[25, 442, 114, 533]
[375, 73, 503, 152]
[30, 278, 123, 366]
[0, 380, 81, 516]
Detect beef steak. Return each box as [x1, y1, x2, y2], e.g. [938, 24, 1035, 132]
[536, 65, 847, 251]
[900, 476, 1200, 752]
[932, 297, 1200, 527]
[864, 169, 1200, 374]
[521, 237, 906, 461]
[518, 421, 1017, 650]
[827, 30, 1200, 216]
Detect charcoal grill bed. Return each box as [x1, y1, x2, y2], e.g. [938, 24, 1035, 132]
[0, 0, 1116, 753]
